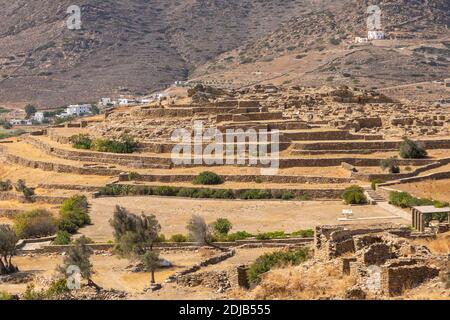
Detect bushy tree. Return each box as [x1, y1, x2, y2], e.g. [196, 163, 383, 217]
[0, 225, 19, 275]
[24, 104, 36, 119]
[399, 138, 427, 159]
[58, 236, 97, 289]
[110, 206, 162, 284]
[212, 218, 233, 235]
[186, 215, 212, 245]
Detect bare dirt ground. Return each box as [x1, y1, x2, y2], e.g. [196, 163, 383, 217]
[84, 197, 405, 242]
[393, 179, 450, 202]
[0, 251, 207, 295]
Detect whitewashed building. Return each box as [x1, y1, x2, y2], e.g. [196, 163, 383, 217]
[33, 112, 45, 123]
[65, 104, 92, 116]
[100, 98, 112, 106]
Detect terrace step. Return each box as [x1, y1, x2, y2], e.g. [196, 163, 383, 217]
[364, 189, 386, 204]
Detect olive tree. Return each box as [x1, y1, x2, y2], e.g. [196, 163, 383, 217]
[0, 225, 19, 275]
[58, 236, 98, 290]
[110, 206, 161, 284]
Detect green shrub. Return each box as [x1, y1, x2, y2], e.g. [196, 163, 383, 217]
[380, 157, 400, 174]
[152, 186, 177, 196]
[342, 186, 367, 205]
[239, 189, 272, 200]
[13, 209, 56, 239]
[389, 191, 449, 209]
[23, 279, 69, 300]
[0, 180, 12, 191]
[281, 191, 294, 200]
[226, 231, 253, 241]
[53, 230, 71, 245]
[297, 193, 311, 201]
[247, 248, 310, 285]
[58, 195, 90, 233]
[371, 179, 384, 191]
[70, 134, 92, 150]
[399, 138, 427, 159]
[128, 172, 140, 181]
[0, 291, 13, 300]
[291, 229, 314, 238]
[212, 218, 232, 235]
[170, 234, 188, 243]
[57, 218, 79, 234]
[256, 231, 287, 240]
[91, 135, 137, 154]
[255, 177, 263, 184]
[193, 171, 224, 185]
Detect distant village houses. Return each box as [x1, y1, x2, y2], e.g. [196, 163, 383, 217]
[58, 104, 92, 118]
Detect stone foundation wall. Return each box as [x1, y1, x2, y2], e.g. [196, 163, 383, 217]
[381, 263, 440, 296]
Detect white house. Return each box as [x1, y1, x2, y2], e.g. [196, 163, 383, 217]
[368, 30, 385, 40]
[10, 119, 23, 126]
[118, 99, 129, 106]
[100, 98, 112, 106]
[10, 119, 32, 126]
[65, 104, 92, 116]
[33, 112, 45, 123]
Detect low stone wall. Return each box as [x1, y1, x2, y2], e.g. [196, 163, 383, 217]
[294, 139, 450, 151]
[0, 192, 68, 204]
[381, 262, 440, 296]
[37, 184, 103, 192]
[118, 172, 352, 184]
[378, 170, 450, 187]
[351, 161, 444, 182]
[4, 153, 122, 176]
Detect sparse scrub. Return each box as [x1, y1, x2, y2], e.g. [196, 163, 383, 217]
[380, 157, 400, 174]
[399, 138, 427, 159]
[247, 248, 310, 286]
[13, 209, 56, 239]
[170, 234, 188, 243]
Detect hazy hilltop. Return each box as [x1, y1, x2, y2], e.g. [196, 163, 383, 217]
[0, 0, 304, 108]
[0, 0, 449, 108]
[194, 0, 450, 90]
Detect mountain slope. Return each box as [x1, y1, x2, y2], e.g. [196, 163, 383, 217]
[0, 0, 304, 108]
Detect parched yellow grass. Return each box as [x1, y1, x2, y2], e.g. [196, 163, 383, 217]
[412, 232, 450, 255]
[229, 262, 357, 300]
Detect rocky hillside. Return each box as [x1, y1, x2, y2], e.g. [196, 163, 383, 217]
[194, 0, 450, 90]
[0, 0, 303, 108]
[0, 0, 448, 108]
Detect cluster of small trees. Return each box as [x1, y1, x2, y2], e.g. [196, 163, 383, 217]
[70, 134, 137, 154]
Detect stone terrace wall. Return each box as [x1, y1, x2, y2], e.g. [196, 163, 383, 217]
[118, 173, 353, 184]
